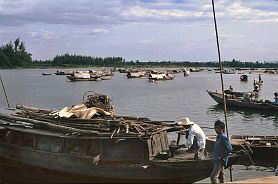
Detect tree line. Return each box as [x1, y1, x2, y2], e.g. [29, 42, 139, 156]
[1, 38, 278, 69]
[33, 54, 125, 67]
[0, 38, 32, 68]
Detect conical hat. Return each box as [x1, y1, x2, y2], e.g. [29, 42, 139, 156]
[177, 117, 194, 126]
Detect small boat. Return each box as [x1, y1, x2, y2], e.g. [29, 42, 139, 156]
[240, 74, 248, 82]
[100, 76, 112, 80]
[148, 74, 174, 82]
[254, 79, 263, 86]
[42, 73, 52, 76]
[55, 70, 73, 75]
[184, 70, 190, 77]
[0, 104, 241, 183]
[207, 90, 278, 111]
[206, 135, 278, 163]
[126, 71, 146, 79]
[67, 72, 101, 81]
[67, 75, 100, 81]
[190, 68, 202, 72]
[223, 69, 236, 74]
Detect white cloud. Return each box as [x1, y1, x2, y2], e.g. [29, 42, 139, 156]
[27, 30, 60, 40]
[120, 5, 205, 20]
[219, 34, 245, 38]
[83, 28, 110, 35]
[1, 0, 278, 61]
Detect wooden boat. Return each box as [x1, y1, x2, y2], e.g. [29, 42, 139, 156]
[223, 69, 236, 74]
[223, 90, 251, 97]
[148, 74, 174, 82]
[126, 71, 146, 79]
[206, 135, 278, 163]
[67, 75, 100, 81]
[100, 76, 112, 80]
[240, 74, 248, 82]
[207, 90, 278, 111]
[0, 105, 241, 183]
[67, 72, 101, 81]
[184, 70, 190, 77]
[55, 70, 72, 75]
[42, 73, 52, 76]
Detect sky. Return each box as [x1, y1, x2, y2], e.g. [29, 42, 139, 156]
[1, 0, 278, 62]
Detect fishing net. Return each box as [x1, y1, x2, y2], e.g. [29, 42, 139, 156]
[83, 91, 115, 115]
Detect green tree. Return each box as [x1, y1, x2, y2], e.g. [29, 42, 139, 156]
[14, 37, 20, 51]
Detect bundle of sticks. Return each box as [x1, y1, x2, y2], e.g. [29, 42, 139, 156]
[0, 104, 182, 138]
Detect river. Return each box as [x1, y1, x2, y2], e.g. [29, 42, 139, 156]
[0, 68, 277, 136]
[0, 68, 277, 182]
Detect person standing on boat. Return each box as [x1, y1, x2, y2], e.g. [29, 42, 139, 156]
[177, 117, 206, 160]
[274, 92, 278, 104]
[258, 74, 262, 83]
[210, 120, 232, 184]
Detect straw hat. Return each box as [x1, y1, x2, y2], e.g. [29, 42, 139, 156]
[177, 117, 194, 126]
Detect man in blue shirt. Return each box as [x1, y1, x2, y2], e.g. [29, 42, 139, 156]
[210, 120, 232, 184]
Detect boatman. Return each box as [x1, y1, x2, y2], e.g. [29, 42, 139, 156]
[177, 117, 206, 160]
[258, 74, 262, 83]
[274, 92, 278, 105]
[210, 120, 232, 184]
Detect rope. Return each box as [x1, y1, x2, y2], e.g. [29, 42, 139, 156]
[211, 0, 232, 181]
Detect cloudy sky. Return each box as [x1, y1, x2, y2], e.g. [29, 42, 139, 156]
[1, 0, 278, 62]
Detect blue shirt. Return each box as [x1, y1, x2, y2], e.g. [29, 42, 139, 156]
[274, 97, 278, 104]
[212, 132, 232, 166]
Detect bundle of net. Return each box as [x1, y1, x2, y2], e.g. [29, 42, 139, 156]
[83, 91, 115, 115]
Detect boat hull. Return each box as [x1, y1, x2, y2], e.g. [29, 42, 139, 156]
[206, 136, 278, 164]
[0, 141, 214, 183]
[67, 76, 100, 81]
[207, 90, 278, 111]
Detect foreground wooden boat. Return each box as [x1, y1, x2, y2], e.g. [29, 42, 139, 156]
[206, 135, 278, 164]
[0, 105, 241, 183]
[207, 90, 278, 111]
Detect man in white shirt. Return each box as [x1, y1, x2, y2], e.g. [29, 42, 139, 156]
[177, 117, 206, 160]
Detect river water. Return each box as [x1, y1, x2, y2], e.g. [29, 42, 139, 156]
[0, 68, 277, 182]
[0, 68, 277, 136]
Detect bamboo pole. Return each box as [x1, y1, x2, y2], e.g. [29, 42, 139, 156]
[0, 74, 10, 108]
[211, 0, 232, 182]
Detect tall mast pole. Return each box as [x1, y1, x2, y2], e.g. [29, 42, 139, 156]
[211, 0, 232, 181]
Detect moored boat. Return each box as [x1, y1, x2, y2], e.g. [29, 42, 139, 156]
[67, 72, 101, 81]
[206, 135, 278, 164]
[42, 73, 52, 76]
[126, 71, 146, 79]
[148, 73, 174, 82]
[0, 98, 241, 183]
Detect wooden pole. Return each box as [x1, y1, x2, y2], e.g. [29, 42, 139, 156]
[0, 74, 10, 108]
[211, 0, 232, 182]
